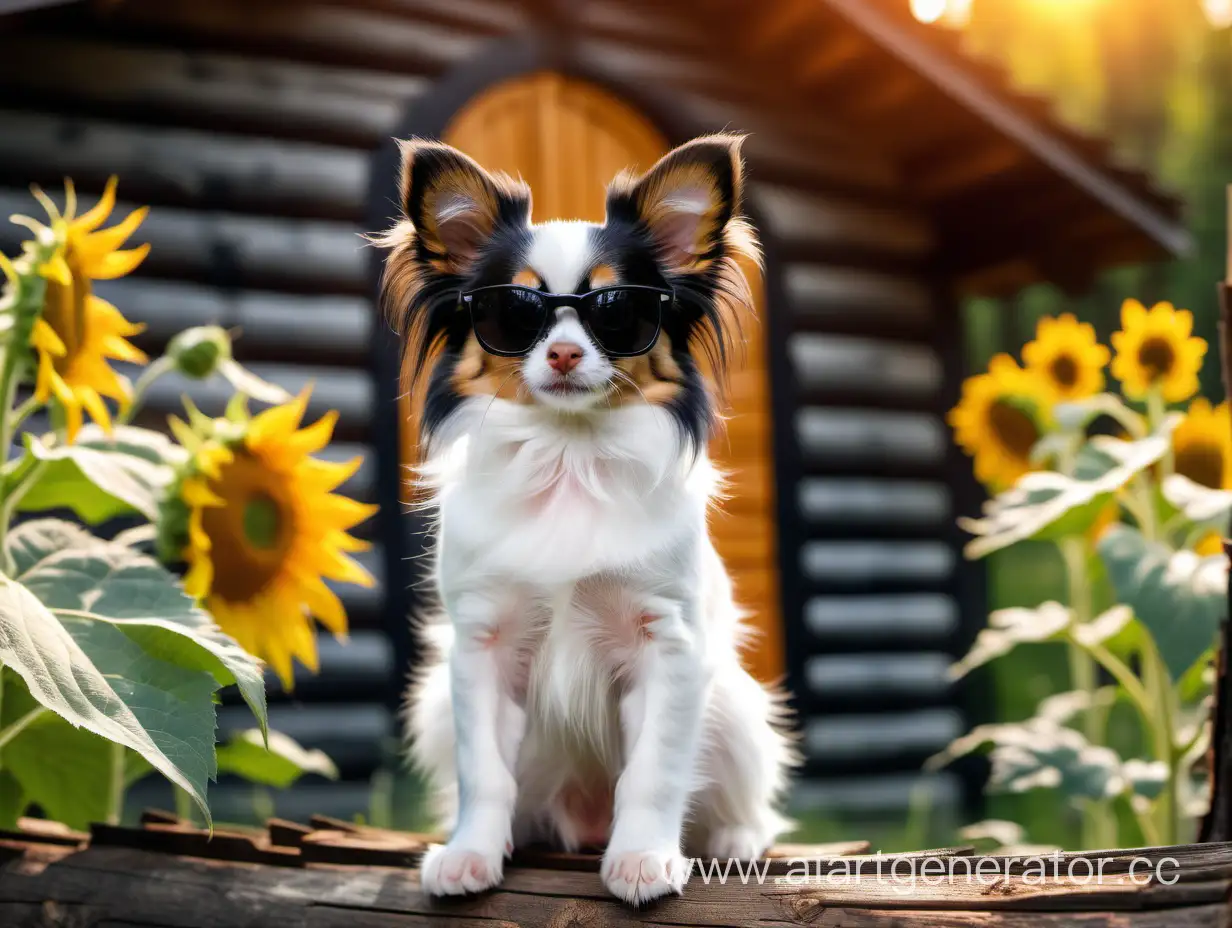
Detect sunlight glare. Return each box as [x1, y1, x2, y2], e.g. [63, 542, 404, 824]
[1205, 0, 1232, 28]
[910, 0, 948, 24]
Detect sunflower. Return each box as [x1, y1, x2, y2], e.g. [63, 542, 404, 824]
[13, 177, 150, 442]
[1172, 397, 1232, 490]
[949, 353, 1052, 489]
[1022, 313, 1110, 403]
[1110, 299, 1206, 403]
[177, 390, 378, 688]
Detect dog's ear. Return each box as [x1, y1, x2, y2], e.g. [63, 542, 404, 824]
[607, 134, 746, 274]
[397, 139, 531, 273]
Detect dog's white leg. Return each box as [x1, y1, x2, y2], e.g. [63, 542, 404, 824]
[419, 591, 525, 897]
[601, 594, 706, 905]
[690, 663, 795, 861]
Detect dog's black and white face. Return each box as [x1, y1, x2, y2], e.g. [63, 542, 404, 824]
[379, 134, 759, 449]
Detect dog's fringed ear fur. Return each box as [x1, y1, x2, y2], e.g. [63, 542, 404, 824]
[605, 134, 761, 389]
[375, 140, 532, 396]
[398, 139, 532, 274]
[605, 133, 754, 275]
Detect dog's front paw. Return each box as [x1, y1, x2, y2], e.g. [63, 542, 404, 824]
[419, 842, 506, 897]
[704, 825, 769, 862]
[601, 847, 690, 906]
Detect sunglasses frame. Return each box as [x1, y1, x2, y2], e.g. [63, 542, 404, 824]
[460, 284, 672, 358]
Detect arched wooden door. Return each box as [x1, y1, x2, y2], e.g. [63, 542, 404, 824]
[414, 72, 783, 683]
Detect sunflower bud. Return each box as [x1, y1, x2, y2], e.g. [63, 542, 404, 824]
[167, 326, 232, 379]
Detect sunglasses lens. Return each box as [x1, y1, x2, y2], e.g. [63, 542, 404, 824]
[470, 287, 548, 355]
[584, 288, 662, 355]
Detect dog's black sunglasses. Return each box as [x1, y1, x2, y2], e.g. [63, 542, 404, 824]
[460, 284, 671, 358]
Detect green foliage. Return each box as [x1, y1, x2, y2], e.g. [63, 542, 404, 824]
[0, 198, 337, 832]
[216, 729, 339, 788]
[19, 427, 184, 523]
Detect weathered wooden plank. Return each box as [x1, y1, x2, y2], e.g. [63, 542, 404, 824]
[788, 333, 942, 401]
[94, 279, 373, 366]
[0, 36, 423, 148]
[0, 110, 367, 220]
[96, 0, 487, 76]
[0, 188, 366, 295]
[795, 408, 947, 473]
[784, 265, 936, 336]
[759, 905, 1228, 927]
[755, 183, 935, 258]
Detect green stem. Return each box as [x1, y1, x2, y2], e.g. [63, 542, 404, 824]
[0, 458, 47, 576]
[0, 706, 46, 753]
[1146, 388, 1173, 477]
[174, 786, 194, 825]
[7, 395, 41, 438]
[117, 356, 174, 426]
[1140, 641, 1181, 846]
[106, 741, 126, 826]
[0, 346, 23, 469]
[1133, 798, 1163, 846]
[1061, 537, 1104, 848]
[1081, 640, 1157, 727]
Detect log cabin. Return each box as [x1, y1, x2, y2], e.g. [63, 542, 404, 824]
[0, 0, 1188, 830]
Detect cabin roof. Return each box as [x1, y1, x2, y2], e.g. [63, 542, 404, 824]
[0, 0, 1190, 295]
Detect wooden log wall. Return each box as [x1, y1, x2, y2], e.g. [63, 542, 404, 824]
[0, 0, 981, 825]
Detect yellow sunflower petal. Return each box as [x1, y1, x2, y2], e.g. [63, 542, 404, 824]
[38, 252, 72, 286]
[31, 318, 67, 356]
[286, 410, 339, 457]
[71, 176, 118, 235]
[79, 387, 112, 435]
[62, 178, 77, 224]
[74, 205, 149, 273]
[187, 506, 212, 555]
[317, 548, 376, 588]
[182, 477, 226, 509]
[183, 555, 215, 600]
[89, 243, 150, 280]
[247, 388, 311, 449]
[300, 578, 349, 637]
[1121, 298, 1147, 331]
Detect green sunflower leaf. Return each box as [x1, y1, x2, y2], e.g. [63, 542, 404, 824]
[1163, 474, 1232, 526]
[216, 729, 338, 788]
[1098, 524, 1226, 680]
[13, 519, 267, 738]
[0, 519, 271, 828]
[927, 716, 1129, 802]
[0, 675, 114, 830]
[21, 426, 186, 523]
[959, 418, 1180, 559]
[0, 567, 216, 826]
[949, 602, 1073, 679]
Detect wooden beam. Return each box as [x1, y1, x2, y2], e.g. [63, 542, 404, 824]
[819, 0, 1192, 258]
[914, 143, 1027, 200]
[0, 109, 367, 220]
[0, 35, 424, 148]
[1201, 185, 1232, 843]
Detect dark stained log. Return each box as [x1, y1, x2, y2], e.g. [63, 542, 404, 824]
[2, 829, 1232, 928]
[1202, 263, 1232, 843]
[87, 0, 488, 75]
[93, 279, 372, 366]
[754, 183, 935, 259]
[783, 264, 936, 339]
[0, 189, 365, 295]
[0, 36, 424, 148]
[913, 143, 1028, 200]
[0, 110, 367, 220]
[319, 0, 522, 34]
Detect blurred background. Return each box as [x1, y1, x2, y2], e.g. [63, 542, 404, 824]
[0, 0, 1222, 850]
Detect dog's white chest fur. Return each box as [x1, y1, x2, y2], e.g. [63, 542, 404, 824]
[428, 400, 717, 587]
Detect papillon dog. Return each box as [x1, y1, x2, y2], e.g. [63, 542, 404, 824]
[378, 134, 797, 905]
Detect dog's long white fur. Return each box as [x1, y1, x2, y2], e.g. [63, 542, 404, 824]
[405, 298, 796, 903]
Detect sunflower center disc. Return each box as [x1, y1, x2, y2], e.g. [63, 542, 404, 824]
[1050, 354, 1079, 389]
[1177, 445, 1226, 491]
[243, 494, 282, 550]
[988, 400, 1039, 460]
[1138, 337, 1175, 378]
